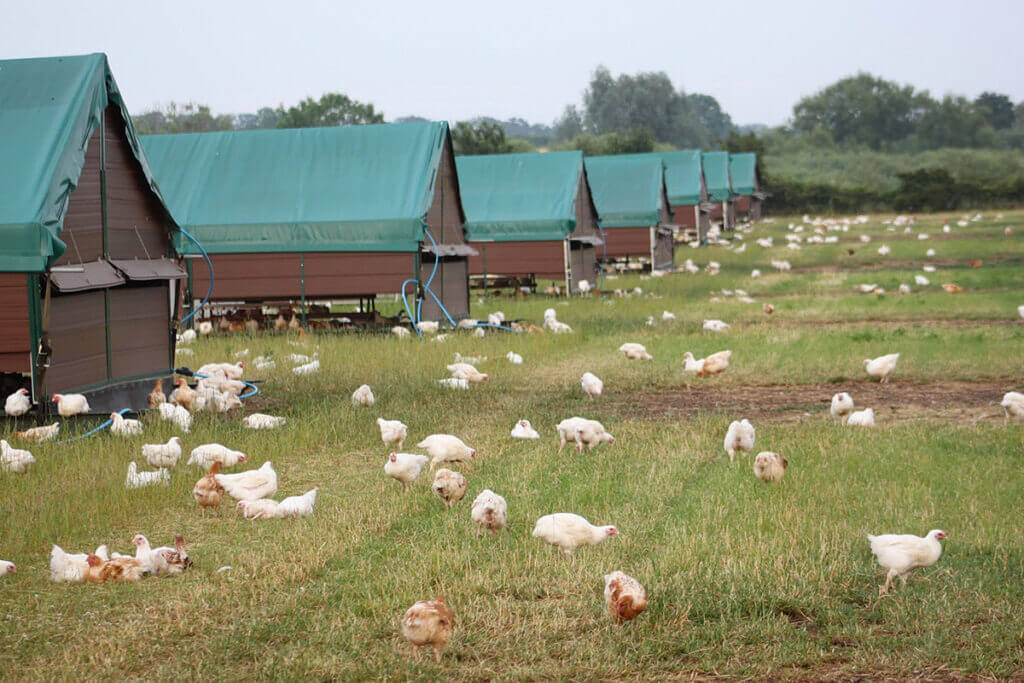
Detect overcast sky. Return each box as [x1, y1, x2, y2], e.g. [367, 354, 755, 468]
[3, 0, 1022, 127]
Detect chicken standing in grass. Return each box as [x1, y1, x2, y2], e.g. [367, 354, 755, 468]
[215, 461, 278, 501]
[471, 489, 507, 536]
[753, 452, 788, 482]
[418, 434, 476, 469]
[847, 408, 876, 427]
[618, 343, 653, 361]
[864, 354, 899, 383]
[278, 488, 318, 517]
[401, 596, 454, 663]
[52, 393, 89, 417]
[683, 350, 731, 376]
[831, 392, 855, 422]
[867, 529, 947, 596]
[4, 388, 30, 416]
[169, 378, 196, 412]
[532, 513, 618, 556]
[193, 461, 226, 515]
[142, 437, 183, 468]
[147, 379, 166, 408]
[351, 384, 375, 406]
[556, 417, 614, 453]
[377, 418, 408, 449]
[581, 372, 603, 399]
[385, 452, 429, 491]
[432, 468, 467, 509]
[446, 363, 489, 383]
[188, 443, 247, 470]
[604, 572, 648, 624]
[723, 419, 755, 461]
[158, 402, 192, 432]
[703, 319, 730, 332]
[1, 440, 35, 473]
[15, 422, 59, 443]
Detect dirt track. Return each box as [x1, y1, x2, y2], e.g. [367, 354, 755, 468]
[609, 379, 1017, 424]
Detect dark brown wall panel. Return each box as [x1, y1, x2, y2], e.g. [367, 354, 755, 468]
[569, 244, 597, 290]
[671, 204, 697, 228]
[55, 125, 103, 266]
[109, 285, 170, 379]
[653, 231, 674, 270]
[709, 202, 723, 219]
[45, 291, 107, 393]
[425, 139, 465, 246]
[468, 241, 566, 280]
[192, 253, 301, 300]
[734, 195, 751, 214]
[602, 227, 651, 259]
[0, 274, 30, 372]
[303, 252, 414, 297]
[104, 107, 172, 260]
[572, 174, 599, 238]
[419, 257, 469, 320]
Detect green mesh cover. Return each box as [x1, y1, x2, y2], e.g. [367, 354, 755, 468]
[584, 155, 664, 228]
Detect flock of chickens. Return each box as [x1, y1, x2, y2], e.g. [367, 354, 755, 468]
[2, 212, 1021, 666]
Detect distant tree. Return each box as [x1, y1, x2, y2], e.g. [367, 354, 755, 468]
[276, 92, 384, 128]
[686, 93, 735, 142]
[1015, 102, 1024, 130]
[506, 137, 537, 153]
[916, 95, 989, 149]
[553, 105, 585, 141]
[792, 73, 930, 149]
[393, 115, 430, 124]
[451, 120, 512, 155]
[235, 107, 280, 130]
[556, 127, 655, 156]
[133, 102, 235, 135]
[974, 92, 1015, 130]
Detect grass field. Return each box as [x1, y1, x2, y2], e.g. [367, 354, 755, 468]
[1, 211, 1023, 679]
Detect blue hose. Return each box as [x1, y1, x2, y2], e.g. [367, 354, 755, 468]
[400, 228, 459, 338]
[54, 408, 132, 445]
[178, 227, 214, 328]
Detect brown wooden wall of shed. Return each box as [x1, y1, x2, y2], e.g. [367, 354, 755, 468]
[54, 125, 103, 266]
[602, 227, 652, 259]
[569, 244, 597, 289]
[109, 285, 170, 379]
[303, 252, 415, 297]
[671, 204, 698, 228]
[419, 257, 469, 320]
[734, 195, 750, 214]
[572, 173, 600, 238]
[425, 138, 465, 246]
[653, 231, 674, 270]
[45, 291, 107, 393]
[0, 274, 30, 373]
[104, 106, 173, 260]
[468, 241, 566, 280]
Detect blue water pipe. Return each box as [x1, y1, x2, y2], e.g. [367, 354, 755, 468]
[177, 227, 214, 328]
[401, 228, 459, 337]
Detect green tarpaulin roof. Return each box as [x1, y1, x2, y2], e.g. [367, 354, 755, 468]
[456, 151, 584, 242]
[142, 121, 451, 254]
[702, 151, 734, 202]
[657, 150, 705, 206]
[728, 152, 758, 196]
[0, 53, 167, 272]
[584, 155, 665, 228]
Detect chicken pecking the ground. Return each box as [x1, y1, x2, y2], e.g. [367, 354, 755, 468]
[532, 513, 618, 556]
[432, 468, 467, 509]
[470, 489, 507, 536]
[753, 452, 788, 483]
[401, 596, 454, 663]
[604, 572, 648, 624]
[723, 419, 755, 462]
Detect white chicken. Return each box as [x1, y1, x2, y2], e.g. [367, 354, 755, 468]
[446, 363, 489, 383]
[1000, 392, 1024, 419]
[377, 418, 408, 449]
[158, 402, 192, 432]
[510, 419, 540, 439]
[556, 417, 615, 452]
[385, 452, 429, 491]
[830, 392, 855, 422]
[418, 434, 476, 469]
[278, 488, 318, 517]
[392, 325, 411, 338]
[125, 461, 170, 489]
[532, 513, 618, 556]
[618, 343, 653, 361]
[142, 437, 183, 468]
[13, 422, 59, 442]
[723, 419, 755, 461]
[661, 311, 676, 321]
[432, 468, 468, 509]
[753, 451, 788, 483]
[180, 328, 197, 343]
[238, 499, 281, 520]
[351, 384, 375, 406]
[915, 275, 930, 286]
[109, 412, 143, 437]
[867, 529, 947, 595]
[0, 560, 14, 576]
[292, 359, 320, 375]
[471, 489, 507, 536]
[1, 439, 35, 473]
[49, 544, 110, 582]
[847, 408, 876, 427]
[703, 319, 730, 332]
[187, 443, 247, 470]
[864, 353, 899, 383]
[132, 535, 192, 575]
[438, 378, 469, 390]
[4, 388, 30, 416]
[899, 284, 912, 295]
[417, 320, 439, 335]
[243, 413, 287, 429]
[580, 372, 603, 399]
[52, 393, 90, 417]
[506, 351, 523, 365]
[197, 321, 213, 335]
[683, 350, 731, 377]
[215, 461, 278, 501]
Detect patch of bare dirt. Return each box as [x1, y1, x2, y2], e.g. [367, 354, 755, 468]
[609, 379, 1015, 424]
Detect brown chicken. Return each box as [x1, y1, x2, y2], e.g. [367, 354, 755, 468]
[171, 378, 196, 412]
[100, 557, 145, 582]
[227, 321, 247, 333]
[274, 313, 288, 331]
[84, 554, 106, 583]
[401, 595, 454, 663]
[763, 303, 775, 315]
[193, 461, 226, 516]
[942, 283, 964, 293]
[604, 571, 648, 624]
[147, 378, 166, 409]
[288, 315, 301, 330]
[968, 259, 983, 268]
